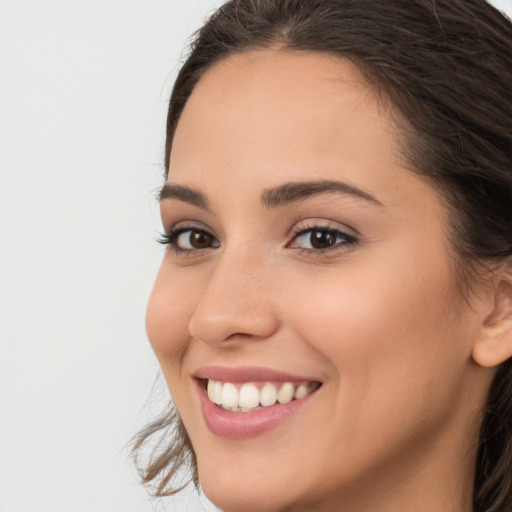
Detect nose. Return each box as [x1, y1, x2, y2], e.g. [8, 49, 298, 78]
[188, 248, 279, 348]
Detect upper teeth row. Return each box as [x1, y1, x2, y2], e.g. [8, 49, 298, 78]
[207, 380, 316, 412]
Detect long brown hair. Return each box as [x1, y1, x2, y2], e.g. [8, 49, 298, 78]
[133, 1, 512, 510]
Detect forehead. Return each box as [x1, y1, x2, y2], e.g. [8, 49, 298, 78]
[170, 50, 400, 183]
[191, 48, 374, 116]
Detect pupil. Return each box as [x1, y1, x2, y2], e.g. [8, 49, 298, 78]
[311, 229, 336, 249]
[191, 230, 212, 249]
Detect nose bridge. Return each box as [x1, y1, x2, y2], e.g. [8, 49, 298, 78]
[188, 243, 279, 346]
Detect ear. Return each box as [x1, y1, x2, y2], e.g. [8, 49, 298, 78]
[472, 263, 512, 368]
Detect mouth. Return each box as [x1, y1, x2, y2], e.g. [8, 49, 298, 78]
[194, 366, 322, 438]
[201, 379, 321, 412]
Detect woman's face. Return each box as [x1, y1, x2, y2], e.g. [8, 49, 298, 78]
[147, 50, 490, 512]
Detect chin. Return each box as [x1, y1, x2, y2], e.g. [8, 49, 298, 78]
[195, 447, 312, 512]
[200, 475, 298, 512]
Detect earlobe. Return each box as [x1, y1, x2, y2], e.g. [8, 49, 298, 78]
[472, 266, 512, 368]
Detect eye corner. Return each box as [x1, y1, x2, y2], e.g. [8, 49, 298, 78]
[156, 231, 172, 246]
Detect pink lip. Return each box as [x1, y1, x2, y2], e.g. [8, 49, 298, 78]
[194, 365, 318, 383]
[194, 366, 321, 439]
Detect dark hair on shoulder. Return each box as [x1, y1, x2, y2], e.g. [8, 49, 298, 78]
[132, 1, 512, 510]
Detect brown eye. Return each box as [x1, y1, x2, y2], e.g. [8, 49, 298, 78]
[289, 226, 357, 253]
[189, 230, 215, 249]
[173, 228, 220, 251]
[309, 229, 338, 249]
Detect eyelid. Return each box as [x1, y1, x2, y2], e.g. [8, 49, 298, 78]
[286, 219, 359, 253]
[288, 218, 358, 239]
[158, 221, 220, 253]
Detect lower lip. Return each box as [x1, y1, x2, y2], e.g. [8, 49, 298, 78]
[196, 380, 317, 439]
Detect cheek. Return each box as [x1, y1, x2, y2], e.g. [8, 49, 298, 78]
[287, 253, 457, 355]
[284, 250, 472, 437]
[145, 262, 199, 368]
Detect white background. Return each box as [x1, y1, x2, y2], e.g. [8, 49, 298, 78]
[1, 1, 511, 511]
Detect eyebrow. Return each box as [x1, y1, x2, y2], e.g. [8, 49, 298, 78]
[158, 183, 210, 210]
[158, 179, 382, 210]
[261, 180, 383, 208]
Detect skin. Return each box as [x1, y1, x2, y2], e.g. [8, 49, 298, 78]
[146, 50, 500, 512]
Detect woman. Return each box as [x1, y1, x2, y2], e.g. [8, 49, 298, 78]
[133, 0, 512, 511]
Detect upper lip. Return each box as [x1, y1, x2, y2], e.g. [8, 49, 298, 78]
[194, 365, 321, 383]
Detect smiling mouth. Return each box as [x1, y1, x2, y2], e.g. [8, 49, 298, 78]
[201, 379, 322, 412]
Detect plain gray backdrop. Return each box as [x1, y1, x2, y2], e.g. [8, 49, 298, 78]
[1, 1, 511, 511]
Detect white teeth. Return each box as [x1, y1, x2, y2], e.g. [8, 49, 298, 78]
[260, 383, 277, 407]
[207, 380, 216, 402]
[277, 382, 294, 404]
[206, 379, 318, 412]
[213, 381, 223, 404]
[239, 383, 260, 409]
[294, 382, 309, 400]
[207, 380, 214, 400]
[221, 382, 239, 408]
[207, 380, 223, 405]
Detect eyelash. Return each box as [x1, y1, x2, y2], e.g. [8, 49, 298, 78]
[287, 223, 358, 255]
[157, 225, 219, 256]
[158, 223, 358, 256]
